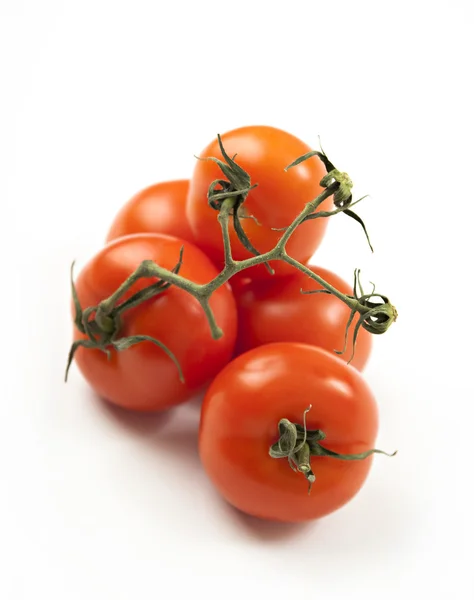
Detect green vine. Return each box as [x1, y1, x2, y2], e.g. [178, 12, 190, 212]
[66, 138, 397, 381]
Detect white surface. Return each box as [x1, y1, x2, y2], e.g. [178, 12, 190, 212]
[2, 1, 474, 598]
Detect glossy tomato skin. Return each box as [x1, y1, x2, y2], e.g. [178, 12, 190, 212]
[73, 233, 237, 411]
[186, 126, 331, 279]
[106, 180, 194, 244]
[199, 343, 379, 522]
[232, 265, 372, 370]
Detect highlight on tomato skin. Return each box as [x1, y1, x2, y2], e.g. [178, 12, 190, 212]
[71, 233, 237, 412]
[231, 265, 372, 370]
[186, 125, 332, 280]
[106, 179, 194, 244]
[199, 342, 383, 523]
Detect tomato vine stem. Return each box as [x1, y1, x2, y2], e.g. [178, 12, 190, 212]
[67, 138, 398, 380]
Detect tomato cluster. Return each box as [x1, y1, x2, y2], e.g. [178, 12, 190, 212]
[69, 125, 394, 523]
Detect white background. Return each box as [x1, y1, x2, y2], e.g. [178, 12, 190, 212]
[2, 1, 473, 598]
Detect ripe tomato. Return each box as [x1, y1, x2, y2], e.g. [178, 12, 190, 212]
[199, 343, 381, 522]
[232, 265, 372, 370]
[106, 179, 194, 244]
[72, 233, 237, 411]
[186, 125, 331, 279]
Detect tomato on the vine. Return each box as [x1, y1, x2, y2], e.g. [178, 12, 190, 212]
[72, 233, 237, 411]
[232, 265, 372, 370]
[199, 343, 384, 522]
[106, 180, 194, 244]
[186, 125, 331, 279]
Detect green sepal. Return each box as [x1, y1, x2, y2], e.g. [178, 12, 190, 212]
[65, 339, 101, 382]
[112, 335, 184, 383]
[285, 149, 334, 173]
[310, 444, 397, 461]
[70, 261, 85, 334]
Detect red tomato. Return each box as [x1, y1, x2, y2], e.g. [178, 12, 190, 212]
[199, 343, 381, 522]
[186, 125, 331, 279]
[232, 265, 372, 370]
[72, 234, 237, 411]
[106, 180, 194, 244]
